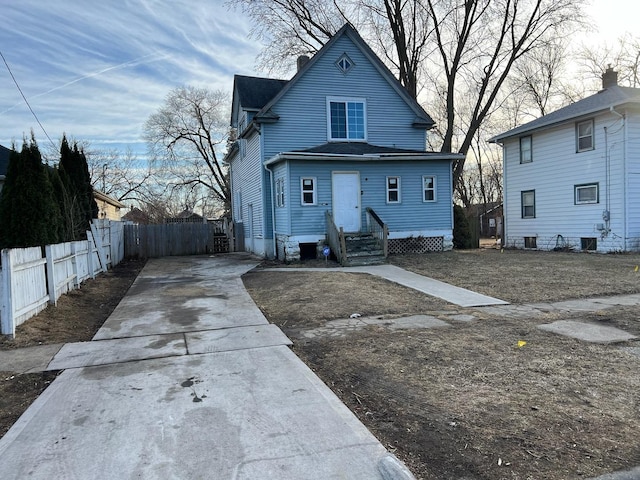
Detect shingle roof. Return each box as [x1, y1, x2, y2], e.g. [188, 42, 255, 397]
[296, 142, 431, 155]
[234, 75, 288, 111]
[0, 144, 11, 176]
[491, 85, 640, 142]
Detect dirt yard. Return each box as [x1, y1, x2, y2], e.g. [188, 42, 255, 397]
[243, 249, 640, 480]
[0, 258, 145, 438]
[2, 250, 639, 479]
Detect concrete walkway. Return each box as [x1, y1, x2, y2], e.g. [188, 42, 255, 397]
[0, 254, 414, 480]
[265, 264, 508, 307]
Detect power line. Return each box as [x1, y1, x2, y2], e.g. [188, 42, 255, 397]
[0, 50, 56, 149]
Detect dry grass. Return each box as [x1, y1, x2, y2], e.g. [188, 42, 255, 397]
[389, 249, 640, 303]
[244, 250, 640, 479]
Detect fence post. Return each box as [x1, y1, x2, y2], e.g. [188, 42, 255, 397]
[45, 244, 57, 306]
[1, 249, 15, 336]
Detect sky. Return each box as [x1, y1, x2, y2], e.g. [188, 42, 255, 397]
[0, 1, 262, 158]
[0, 0, 638, 162]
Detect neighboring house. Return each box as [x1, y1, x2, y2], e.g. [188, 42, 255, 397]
[226, 24, 463, 263]
[166, 209, 206, 223]
[93, 190, 126, 221]
[122, 207, 151, 225]
[0, 144, 11, 196]
[491, 68, 640, 252]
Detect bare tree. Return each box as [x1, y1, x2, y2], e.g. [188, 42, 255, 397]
[423, 0, 585, 189]
[578, 33, 640, 89]
[86, 147, 154, 204]
[232, 0, 586, 193]
[231, 0, 431, 98]
[144, 86, 231, 215]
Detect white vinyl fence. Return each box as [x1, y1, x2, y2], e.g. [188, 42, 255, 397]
[0, 220, 125, 337]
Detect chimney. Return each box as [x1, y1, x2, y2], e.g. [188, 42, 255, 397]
[602, 65, 618, 89]
[297, 55, 310, 72]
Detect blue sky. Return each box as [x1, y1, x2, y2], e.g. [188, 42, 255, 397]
[0, 1, 637, 161]
[0, 1, 262, 158]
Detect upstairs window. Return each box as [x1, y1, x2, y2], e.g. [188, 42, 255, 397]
[328, 97, 366, 141]
[576, 119, 594, 152]
[386, 176, 401, 203]
[423, 176, 436, 202]
[520, 136, 532, 163]
[301, 177, 316, 205]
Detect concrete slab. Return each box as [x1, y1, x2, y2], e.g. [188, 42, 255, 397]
[0, 346, 393, 480]
[185, 324, 292, 354]
[94, 258, 267, 340]
[538, 320, 637, 344]
[47, 333, 186, 370]
[589, 466, 640, 480]
[381, 315, 450, 330]
[0, 343, 64, 373]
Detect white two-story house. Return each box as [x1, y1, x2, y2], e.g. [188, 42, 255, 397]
[491, 68, 640, 252]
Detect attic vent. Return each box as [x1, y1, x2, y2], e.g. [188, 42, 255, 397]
[336, 53, 354, 74]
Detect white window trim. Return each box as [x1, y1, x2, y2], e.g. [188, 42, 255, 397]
[575, 183, 599, 204]
[576, 119, 594, 152]
[422, 175, 436, 202]
[326, 96, 367, 142]
[386, 176, 401, 204]
[300, 177, 317, 206]
[520, 135, 532, 164]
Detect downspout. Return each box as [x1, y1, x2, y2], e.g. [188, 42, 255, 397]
[265, 163, 277, 260]
[609, 106, 626, 248]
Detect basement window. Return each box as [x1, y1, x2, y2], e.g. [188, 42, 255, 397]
[524, 237, 537, 249]
[581, 237, 597, 251]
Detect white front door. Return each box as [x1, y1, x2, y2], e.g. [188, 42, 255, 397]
[332, 172, 361, 232]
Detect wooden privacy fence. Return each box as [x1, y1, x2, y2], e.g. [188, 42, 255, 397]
[124, 221, 231, 258]
[0, 220, 124, 337]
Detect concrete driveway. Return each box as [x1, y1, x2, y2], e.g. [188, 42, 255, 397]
[0, 254, 413, 480]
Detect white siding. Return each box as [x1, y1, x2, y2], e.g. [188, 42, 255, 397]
[503, 111, 635, 251]
[626, 110, 640, 246]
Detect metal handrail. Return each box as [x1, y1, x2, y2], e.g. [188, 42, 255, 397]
[365, 207, 388, 257]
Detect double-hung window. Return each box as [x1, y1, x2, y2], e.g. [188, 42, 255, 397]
[575, 183, 598, 204]
[521, 190, 535, 218]
[327, 97, 366, 141]
[423, 176, 436, 202]
[576, 119, 594, 152]
[301, 177, 316, 205]
[386, 176, 400, 203]
[520, 136, 532, 163]
[275, 178, 285, 207]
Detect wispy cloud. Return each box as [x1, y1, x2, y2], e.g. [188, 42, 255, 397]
[0, 0, 262, 154]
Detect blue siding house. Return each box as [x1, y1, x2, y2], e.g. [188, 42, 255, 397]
[226, 24, 462, 263]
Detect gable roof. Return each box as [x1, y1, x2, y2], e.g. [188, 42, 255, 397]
[491, 85, 640, 143]
[253, 23, 434, 128]
[0, 144, 11, 177]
